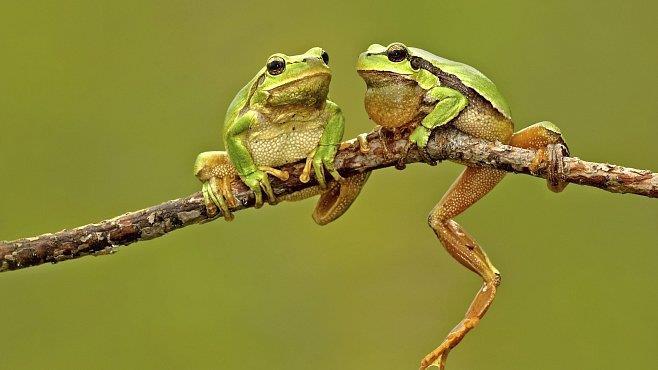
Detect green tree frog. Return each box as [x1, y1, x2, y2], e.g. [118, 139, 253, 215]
[195, 47, 368, 223]
[357, 42, 569, 369]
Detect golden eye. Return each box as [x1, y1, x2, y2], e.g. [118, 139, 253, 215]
[266, 56, 286, 75]
[386, 43, 408, 62]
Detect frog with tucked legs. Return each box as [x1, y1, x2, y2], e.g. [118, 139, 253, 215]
[357, 42, 569, 369]
[195, 47, 368, 223]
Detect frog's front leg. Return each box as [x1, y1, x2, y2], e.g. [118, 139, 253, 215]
[194, 151, 239, 221]
[302, 100, 345, 188]
[420, 167, 505, 370]
[510, 121, 570, 192]
[225, 110, 276, 208]
[410, 86, 468, 149]
[404, 87, 467, 168]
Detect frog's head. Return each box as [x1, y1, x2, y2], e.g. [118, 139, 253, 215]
[356, 43, 418, 76]
[257, 47, 332, 106]
[356, 43, 427, 128]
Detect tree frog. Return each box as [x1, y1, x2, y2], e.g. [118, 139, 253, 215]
[357, 42, 569, 369]
[195, 47, 368, 223]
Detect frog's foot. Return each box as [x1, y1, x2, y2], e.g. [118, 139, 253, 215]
[201, 180, 220, 218]
[400, 125, 436, 169]
[420, 316, 482, 370]
[541, 143, 569, 193]
[194, 151, 238, 221]
[301, 144, 343, 189]
[201, 177, 237, 221]
[511, 121, 569, 192]
[250, 166, 288, 205]
[424, 352, 449, 370]
[243, 169, 276, 208]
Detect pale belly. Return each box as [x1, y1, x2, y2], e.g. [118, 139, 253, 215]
[246, 122, 325, 167]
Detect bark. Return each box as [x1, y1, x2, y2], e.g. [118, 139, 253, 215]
[1, 127, 655, 272]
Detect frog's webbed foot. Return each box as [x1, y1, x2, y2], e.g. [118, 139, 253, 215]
[194, 151, 239, 221]
[249, 166, 289, 205]
[301, 144, 343, 189]
[511, 121, 569, 193]
[201, 178, 237, 221]
[243, 169, 276, 208]
[399, 125, 437, 170]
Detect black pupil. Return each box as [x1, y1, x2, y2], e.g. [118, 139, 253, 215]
[267, 58, 285, 75]
[387, 47, 407, 62]
[321, 51, 329, 65]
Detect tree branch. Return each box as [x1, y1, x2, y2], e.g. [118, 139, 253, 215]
[1, 127, 656, 272]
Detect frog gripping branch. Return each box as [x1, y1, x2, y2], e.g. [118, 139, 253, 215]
[195, 47, 369, 223]
[357, 42, 574, 369]
[1, 44, 657, 370]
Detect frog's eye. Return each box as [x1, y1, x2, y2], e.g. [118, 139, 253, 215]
[386, 44, 408, 63]
[266, 56, 286, 76]
[321, 50, 329, 65]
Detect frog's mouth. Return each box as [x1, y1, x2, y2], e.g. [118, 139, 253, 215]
[266, 72, 331, 106]
[357, 70, 415, 88]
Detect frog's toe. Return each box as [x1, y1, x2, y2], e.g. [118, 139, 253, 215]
[545, 143, 569, 193]
[203, 179, 233, 221]
[409, 126, 431, 149]
[511, 121, 569, 193]
[201, 182, 219, 217]
[245, 178, 264, 208]
[351, 133, 370, 154]
[312, 158, 328, 189]
[420, 348, 449, 370]
[322, 157, 343, 183]
[260, 177, 277, 205]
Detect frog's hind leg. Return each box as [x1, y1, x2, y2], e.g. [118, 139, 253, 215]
[510, 121, 569, 192]
[420, 166, 505, 370]
[194, 151, 239, 221]
[276, 172, 370, 226]
[312, 172, 370, 225]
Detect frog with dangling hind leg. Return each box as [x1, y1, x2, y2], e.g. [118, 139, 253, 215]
[195, 47, 369, 223]
[357, 42, 569, 369]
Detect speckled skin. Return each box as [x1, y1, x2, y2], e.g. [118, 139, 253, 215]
[357, 43, 569, 370]
[195, 47, 368, 223]
[245, 108, 328, 167]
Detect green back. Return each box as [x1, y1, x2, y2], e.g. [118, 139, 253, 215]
[410, 47, 512, 119]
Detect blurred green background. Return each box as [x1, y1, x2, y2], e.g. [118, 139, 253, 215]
[1, 1, 656, 369]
